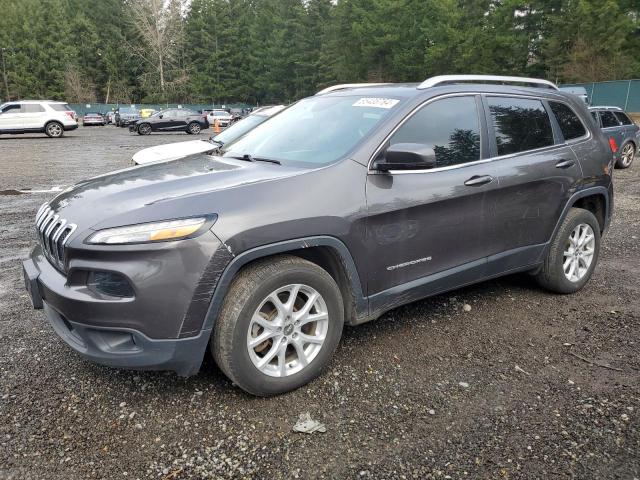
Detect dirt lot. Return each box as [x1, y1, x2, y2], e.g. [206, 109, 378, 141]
[0, 127, 638, 479]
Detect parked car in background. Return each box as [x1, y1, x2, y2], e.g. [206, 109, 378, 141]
[139, 108, 156, 118]
[23, 76, 614, 396]
[589, 106, 639, 168]
[104, 111, 116, 124]
[207, 109, 233, 127]
[0, 100, 78, 138]
[560, 86, 589, 105]
[129, 108, 209, 135]
[131, 105, 285, 165]
[82, 112, 106, 126]
[115, 107, 140, 127]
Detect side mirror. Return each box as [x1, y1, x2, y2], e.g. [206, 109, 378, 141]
[374, 143, 437, 171]
[158, 114, 163, 119]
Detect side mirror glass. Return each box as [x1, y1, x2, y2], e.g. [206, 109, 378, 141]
[374, 143, 437, 171]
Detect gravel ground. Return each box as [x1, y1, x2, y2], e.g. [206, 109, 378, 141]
[0, 127, 638, 479]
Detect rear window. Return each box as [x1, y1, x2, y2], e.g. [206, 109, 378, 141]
[49, 103, 72, 112]
[488, 97, 554, 156]
[549, 102, 586, 140]
[600, 111, 620, 128]
[614, 111, 633, 125]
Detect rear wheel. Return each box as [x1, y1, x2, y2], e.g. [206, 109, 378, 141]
[188, 122, 201, 135]
[138, 123, 152, 135]
[45, 121, 64, 138]
[212, 255, 344, 396]
[616, 142, 635, 169]
[535, 208, 600, 293]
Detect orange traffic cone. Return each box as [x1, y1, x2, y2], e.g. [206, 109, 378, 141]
[213, 119, 221, 134]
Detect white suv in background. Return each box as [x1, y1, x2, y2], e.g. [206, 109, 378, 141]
[0, 100, 78, 138]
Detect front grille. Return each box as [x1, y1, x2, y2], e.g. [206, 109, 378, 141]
[35, 204, 77, 271]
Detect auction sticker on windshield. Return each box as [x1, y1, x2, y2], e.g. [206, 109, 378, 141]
[352, 98, 399, 109]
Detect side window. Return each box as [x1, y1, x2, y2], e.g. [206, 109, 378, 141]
[164, 110, 177, 118]
[1, 104, 21, 114]
[600, 111, 620, 128]
[488, 97, 554, 156]
[389, 96, 481, 167]
[614, 112, 633, 126]
[549, 102, 586, 140]
[21, 104, 45, 113]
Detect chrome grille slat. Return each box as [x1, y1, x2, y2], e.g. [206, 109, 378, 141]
[33, 204, 77, 271]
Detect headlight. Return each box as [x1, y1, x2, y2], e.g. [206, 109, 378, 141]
[87, 217, 209, 245]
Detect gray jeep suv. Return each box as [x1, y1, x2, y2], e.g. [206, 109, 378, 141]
[23, 75, 614, 396]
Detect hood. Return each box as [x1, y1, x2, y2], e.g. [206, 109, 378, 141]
[132, 140, 216, 165]
[48, 154, 306, 233]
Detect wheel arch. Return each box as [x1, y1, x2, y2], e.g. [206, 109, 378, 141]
[198, 236, 367, 335]
[549, 187, 610, 245]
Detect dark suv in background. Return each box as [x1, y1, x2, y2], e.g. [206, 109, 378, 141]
[23, 75, 614, 396]
[589, 106, 639, 168]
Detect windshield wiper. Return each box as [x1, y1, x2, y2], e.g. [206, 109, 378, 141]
[228, 154, 281, 165]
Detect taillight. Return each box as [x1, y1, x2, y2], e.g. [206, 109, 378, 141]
[64, 111, 75, 121]
[609, 137, 618, 153]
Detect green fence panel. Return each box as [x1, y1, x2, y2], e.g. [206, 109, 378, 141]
[560, 80, 640, 113]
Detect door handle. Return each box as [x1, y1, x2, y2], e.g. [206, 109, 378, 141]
[464, 175, 493, 186]
[555, 159, 575, 169]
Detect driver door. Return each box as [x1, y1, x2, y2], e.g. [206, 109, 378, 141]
[0, 103, 23, 130]
[365, 95, 496, 304]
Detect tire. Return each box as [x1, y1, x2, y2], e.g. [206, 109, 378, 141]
[535, 207, 600, 294]
[616, 141, 635, 169]
[45, 121, 64, 138]
[138, 123, 152, 135]
[187, 122, 201, 135]
[212, 255, 344, 396]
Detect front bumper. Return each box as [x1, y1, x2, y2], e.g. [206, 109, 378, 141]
[22, 232, 223, 376]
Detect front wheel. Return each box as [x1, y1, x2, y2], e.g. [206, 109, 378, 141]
[137, 123, 151, 135]
[45, 121, 64, 138]
[616, 142, 635, 169]
[187, 122, 201, 135]
[535, 207, 600, 294]
[212, 255, 344, 396]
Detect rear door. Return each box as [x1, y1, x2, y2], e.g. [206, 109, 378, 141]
[0, 103, 23, 130]
[482, 96, 584, 274]
[21, 103, 46, 129]
[599, 110, 624, 149]
[365, 94, 496, 298]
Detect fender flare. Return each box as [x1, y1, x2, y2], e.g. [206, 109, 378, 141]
[543, 185, 611, 257]
[200, 236, 368, 332]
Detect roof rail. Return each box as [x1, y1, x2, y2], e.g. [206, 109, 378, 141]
[316, 83, 391, 95]
[589, 105, 622, 110]
[418, 75, 558, 90]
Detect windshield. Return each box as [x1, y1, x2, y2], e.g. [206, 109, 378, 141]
[213, 115, 267, 145]
[212, 111, 230, 116]
[119, 108, 137, 114]
[222, 95, 401, 167]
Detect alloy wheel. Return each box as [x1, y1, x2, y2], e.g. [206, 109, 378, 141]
[47, 123, 62, 137]
[621, 143, 635, 167]
[247, 284, 329, 378]
[563, 223, 595, 282]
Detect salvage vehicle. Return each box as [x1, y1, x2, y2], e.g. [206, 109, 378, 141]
[114, 107, 140, 127]
[206, 109, 233, 127]
[0, 100, 78, 138]
[131, 105, 285, 165]
[82, 112, 106, 126]
[130, 108, 209, 135]
[589, 106, 639, 169]
[23, 75, 614, 396]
